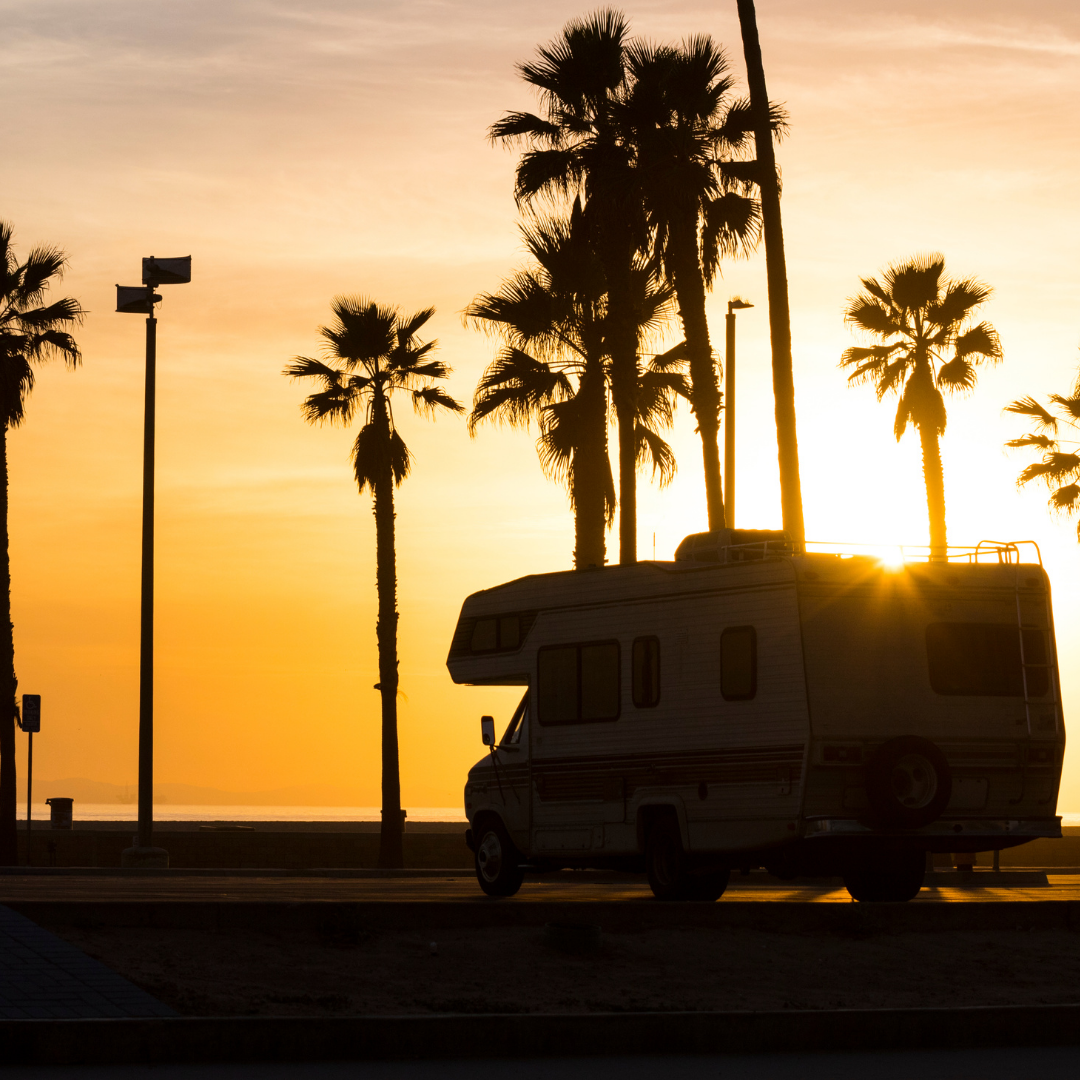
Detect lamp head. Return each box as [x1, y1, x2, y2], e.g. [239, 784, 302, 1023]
[728, 298, 754, 314]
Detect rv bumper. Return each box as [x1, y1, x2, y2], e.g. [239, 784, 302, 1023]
[804, 816, 1061, 845]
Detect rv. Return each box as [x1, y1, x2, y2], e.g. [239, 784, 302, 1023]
[448, 531, 1064, 902]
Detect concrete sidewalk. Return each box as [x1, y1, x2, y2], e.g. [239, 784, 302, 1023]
[0, 905, 175, 1019]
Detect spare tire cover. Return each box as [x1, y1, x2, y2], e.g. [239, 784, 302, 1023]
[865, 735, 952, 829]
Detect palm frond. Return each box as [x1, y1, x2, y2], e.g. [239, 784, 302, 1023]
[1049, 392, 1080, 423]
[952, 322, 1001, 364]
[469, 347, 572, 432]
[701, 192, 761, 283]
[1005, 433, 1056, 450]
[1050, 483, 1080, 512]
[885, 254, 945, 313]
[635, 424, 677, 486]
[1005, 396, 1057, 430]
[928, 278, 993, 328]
[845, 298, 901, 338]
[411, 385, 464, 417]
[489, 111, 564, 145]
[936, 357, 977, 393]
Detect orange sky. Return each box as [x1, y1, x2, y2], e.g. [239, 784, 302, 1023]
[2, 0, 1079, 808]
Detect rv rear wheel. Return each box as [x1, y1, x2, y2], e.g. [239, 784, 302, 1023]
[645, 816, 693, 901]
[474, 820, 524, 897]
[843, 850, 925, 903]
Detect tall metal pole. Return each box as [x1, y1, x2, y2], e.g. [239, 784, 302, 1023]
[137, 296, 156, 852]
[725, 311, 736, 532]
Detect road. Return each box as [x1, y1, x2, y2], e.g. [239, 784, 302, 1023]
[0, 871, 1076, 903]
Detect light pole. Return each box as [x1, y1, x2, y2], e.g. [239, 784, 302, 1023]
[724, 298, 753, 532]
[116, 256, 191, 869]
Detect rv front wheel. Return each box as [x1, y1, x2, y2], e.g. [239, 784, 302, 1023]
[474, 820, 524, 897]
[645, 816, 693, 901]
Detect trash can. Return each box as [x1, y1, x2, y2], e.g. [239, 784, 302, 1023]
[46, 798, 73, 830]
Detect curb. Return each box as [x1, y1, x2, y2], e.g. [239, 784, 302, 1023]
[2, 1004, 1080, 1065]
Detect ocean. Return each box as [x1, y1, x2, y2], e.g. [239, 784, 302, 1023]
[21, 804, 467, 823]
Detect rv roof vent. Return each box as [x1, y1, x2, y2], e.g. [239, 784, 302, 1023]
[674, 529, 791, 564]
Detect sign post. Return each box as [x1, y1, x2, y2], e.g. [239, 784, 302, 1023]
[19, 695, 40, 867]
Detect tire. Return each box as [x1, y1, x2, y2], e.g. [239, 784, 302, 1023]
[865, 736, 952, 829]
[843, 849, 925, 903]
[645, 816, 693, 900]
[688, 870, 730, 902]
[473, 819, 524, 897]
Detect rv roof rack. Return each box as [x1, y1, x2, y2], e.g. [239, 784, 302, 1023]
[674, 529, 792, 564]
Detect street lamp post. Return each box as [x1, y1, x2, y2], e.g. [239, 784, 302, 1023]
[724, 298, 753, 532]
[116, 256, 191, 869]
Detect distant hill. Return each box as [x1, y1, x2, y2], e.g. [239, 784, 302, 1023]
[34, 778, 375, 806]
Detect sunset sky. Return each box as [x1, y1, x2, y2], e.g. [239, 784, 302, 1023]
[2, 0, 1078, 809]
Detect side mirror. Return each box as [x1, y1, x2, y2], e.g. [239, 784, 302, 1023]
[480, 715, 496, 747]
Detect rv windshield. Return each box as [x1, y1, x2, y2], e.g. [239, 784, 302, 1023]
[501, 693, 528, 745]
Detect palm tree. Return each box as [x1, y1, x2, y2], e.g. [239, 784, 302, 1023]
[840, 255, 1001, 558]
[1005, 358, 1080, 539]
[285, 298, 462, 869]
[624, 36, 766, 532]
[490, 10, 647, 563]
[0, 221, 83, 865]
[467, 206, 686, 567]
[736, 0, 806, 548]
[467, 206, 613, 569]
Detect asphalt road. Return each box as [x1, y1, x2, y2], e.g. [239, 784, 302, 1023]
[0, 872, 1076, 903]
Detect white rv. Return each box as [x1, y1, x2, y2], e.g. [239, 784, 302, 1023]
[448, 530, 1064, 902]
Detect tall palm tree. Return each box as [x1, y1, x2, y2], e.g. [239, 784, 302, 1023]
[467, 206, 686, 567]
[0, 221, 83, 865]
[737, 0, 806, 548]
[285, 299, 462, 869]
[840, 255, 1001, 558]
[624, 36, 767, 533]
[1005, 358, 1080, 539]
[490, 10, 647, 563]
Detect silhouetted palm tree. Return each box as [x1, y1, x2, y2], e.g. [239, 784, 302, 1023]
[285, 299, 462, 869]
[490, 10, 648, 562]
[841, 255, 1001, 558]
[467, 206, 613, 569]
[1006, 358, 1080, 540]
[0, 221, 83, 865]
[468, 206, 686, 567]
[624, 36, 767, 532]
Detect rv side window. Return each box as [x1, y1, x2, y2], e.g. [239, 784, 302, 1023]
[470, 613, 525, 653]
[720, 626, 757, 701]
[537, 641, 620, 724]
[632, 637, 661, 707]
[926, 622, 1044, 697]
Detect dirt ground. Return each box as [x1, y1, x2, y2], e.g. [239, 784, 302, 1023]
[43, 920, 1080, 1017]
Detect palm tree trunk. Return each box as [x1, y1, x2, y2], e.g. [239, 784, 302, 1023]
[737, 0, 806, 550]
[573, 363, 609, 569]
[918, 424, 948, 560]
[670, 226, 725, 532]
[374, 457, 403, 869]
[0, 425, 16, 866]
[602, 242, 639, 565]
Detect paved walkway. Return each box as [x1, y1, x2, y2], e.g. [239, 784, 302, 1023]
[0, 905, 175, 1019]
